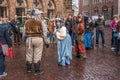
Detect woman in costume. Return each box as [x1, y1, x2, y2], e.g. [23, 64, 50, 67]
[55, 18, 72, 66]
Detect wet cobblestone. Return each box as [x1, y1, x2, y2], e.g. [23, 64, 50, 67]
[1, 27, 120, 80]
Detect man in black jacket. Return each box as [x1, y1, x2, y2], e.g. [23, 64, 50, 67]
[10, 15, 20, 45]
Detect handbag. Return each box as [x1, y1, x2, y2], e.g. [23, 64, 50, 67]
[0, 43, 13, 58]
[1, 44, 9, 56]
[118, 32, 120, 39]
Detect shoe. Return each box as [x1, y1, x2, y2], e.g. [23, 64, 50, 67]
[80, 57, 86, 61]
[34, 63, 43, 75]
[34, 70, 44, 75]
[111, 47, 115, 51]
[58, 63, 65, 66]
[0, 72, 7, 78]
[76, 53, 81, 58]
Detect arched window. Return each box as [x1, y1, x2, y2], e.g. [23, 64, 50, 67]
[0, 0, 8, 18]
[47, 0, 55, 18]
[94, 7, 99, 15]
[16, 0, 26, 16]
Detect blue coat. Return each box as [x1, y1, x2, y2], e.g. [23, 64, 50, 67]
[0, 23, 12, 55]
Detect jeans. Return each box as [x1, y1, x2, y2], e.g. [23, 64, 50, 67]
[96, 30, 105, 45]
[117, 39, 120, 52]
[0, 55, 5, 75]
[14, 32, 20, 44]
[70, 32, 75, 46]
[113, 37, 117, 48]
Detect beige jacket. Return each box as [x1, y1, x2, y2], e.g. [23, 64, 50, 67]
[56, 26, 67, 40]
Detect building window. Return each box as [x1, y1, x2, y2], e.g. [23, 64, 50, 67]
[0, 0, 4, 4]
[0, 7, 7, 18]
[0, 0, 7, 18]
[16, 8, 25, 16]
[94, 7, 99, 15]
[17, 0, 23, 6]
[16, 0, 26, 16]
[47, 0, 55, 18]
[83, 0, 89, 6]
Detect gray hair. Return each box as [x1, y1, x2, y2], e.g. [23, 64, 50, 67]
[28, 8, 44, 20]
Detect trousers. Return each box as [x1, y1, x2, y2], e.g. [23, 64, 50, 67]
[26, 37, 43, 63]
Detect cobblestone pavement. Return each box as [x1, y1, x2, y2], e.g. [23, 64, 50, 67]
[1, 27, 120, 80]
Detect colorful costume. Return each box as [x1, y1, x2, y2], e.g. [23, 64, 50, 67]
[55, 18, 72, 66]
[74, 23, 86, 59]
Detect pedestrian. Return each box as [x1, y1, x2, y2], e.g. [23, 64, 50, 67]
[23, 9, 48, 75]
[84, 17, 94, 49]
[110, 16, 118, 50]
[0, 18, 12, 78]
[65, 14, 74, 46]
[95, 14, 105, 47]
[48, 19, 55, 46]
[0, 18, 2, 24]
[55, 18, 72, 66]
[85, 17, 94, 31]
[116, 21, 120, 54]
[41, 16, 50, 48]
[71, 16, 77, 46]
[10, 15, 20, 45]
[73, 16, 87, 60]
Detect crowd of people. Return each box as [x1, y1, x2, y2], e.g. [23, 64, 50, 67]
[0, 8, 120, 78]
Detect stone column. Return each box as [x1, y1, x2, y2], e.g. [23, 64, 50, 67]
[27, 0, 33, 9]
[8, 0, 16, 19]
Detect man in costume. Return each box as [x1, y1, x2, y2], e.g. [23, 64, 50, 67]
[23, 8, 46, 75]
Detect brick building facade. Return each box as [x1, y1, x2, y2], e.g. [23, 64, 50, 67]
[0, 0, 73, 19]
[79, 0, 118, 20]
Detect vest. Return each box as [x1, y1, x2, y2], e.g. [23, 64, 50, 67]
[25, 19, 43, 37]
[96, 19, 104, 30]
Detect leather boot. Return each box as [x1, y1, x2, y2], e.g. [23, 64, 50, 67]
[26, 62, 32, 73]
[76, 52, 81, 58]
[34, 63, 43, 75]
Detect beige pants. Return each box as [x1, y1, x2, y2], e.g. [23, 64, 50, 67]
[26, 37, 43, 63]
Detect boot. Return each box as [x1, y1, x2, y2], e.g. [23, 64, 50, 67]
[76, 52, 81, 58]
[34, 63, 43, 75]
[26, 62, 32, 73]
